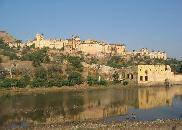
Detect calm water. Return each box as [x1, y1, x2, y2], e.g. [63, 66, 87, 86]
[1, 86, 182, 128]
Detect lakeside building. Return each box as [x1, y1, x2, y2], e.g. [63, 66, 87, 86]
[120, 65, 182, 86]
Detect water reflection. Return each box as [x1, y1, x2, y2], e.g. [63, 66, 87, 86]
[1, 86, 182, 127]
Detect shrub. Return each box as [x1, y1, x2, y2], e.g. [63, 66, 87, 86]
[67, 56, 83, 72]
[112, 72, 120, 83]
[123, 81, 128, 86]
[67, 72, 83, 86]
[107, 56, 124, 68]
[98, 79, 107, 86]
[0, 78, 18, 88]
[31, 78, 46, 88]
[34, 67, 47, 79]
[90, 57, 98, 64]
[21, 47, 50, 67]
[1, 51, 19, 60]
[87, 76, 107, 86]
[31, 67, 48, 87]
[87, 76, 98, 86]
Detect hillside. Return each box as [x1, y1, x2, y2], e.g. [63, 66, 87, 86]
[0, 31, 16, 43]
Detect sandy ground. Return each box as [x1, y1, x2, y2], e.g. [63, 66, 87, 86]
[2, 119, 182, 130]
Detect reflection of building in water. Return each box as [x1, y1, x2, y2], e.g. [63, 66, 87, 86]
[1, 87, 182, 125]
[137, 88, 172, 109]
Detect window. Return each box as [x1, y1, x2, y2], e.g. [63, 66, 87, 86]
[145, 70, 148, 74]
[131, 74, 133, 79]
[145, 76, 148, 81]
[140, 76, 143, 81]
[165, 66, 168, 71]
[127, 74, 130, 79]
[122, 73, 125, 78]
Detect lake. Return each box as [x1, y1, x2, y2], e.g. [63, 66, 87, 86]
[1, 86, 182, 128]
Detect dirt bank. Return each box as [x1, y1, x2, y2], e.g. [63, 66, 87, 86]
[3, 119, 181, 130]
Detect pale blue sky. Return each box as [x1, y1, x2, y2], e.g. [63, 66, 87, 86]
[0, 0, 182, 58]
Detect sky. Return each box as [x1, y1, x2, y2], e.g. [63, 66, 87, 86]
[0, 0, 182, 58]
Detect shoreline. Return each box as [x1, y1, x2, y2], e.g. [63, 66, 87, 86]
[0, 83, 181, 96]
[0, 84, 124, 96]
[3, 119, 182, 130]
[31, 119, 182, 129]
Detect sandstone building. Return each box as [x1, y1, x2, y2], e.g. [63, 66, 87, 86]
[127, 48, 167, 60]
[120, 65, 182, 85]
[26, 34, 168, 60]
[26, 34, 126, 57]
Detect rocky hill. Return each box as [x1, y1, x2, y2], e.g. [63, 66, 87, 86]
[0, 31, 16, 43]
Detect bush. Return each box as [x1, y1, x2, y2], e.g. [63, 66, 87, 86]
[0, 70, 6, 79]
[87, 76, 98, 86]
[107, 56, 124, 68]
[0, 74, 30, 88]
[90, 57, 98, 64]
[0, 78, 18, 88]
[31, 78, 46, 88]
[67, 56, 83, 72]
[112, 72, 120, 83]
[0, 79, 13, 88]
[98, 79, 107, 85]
[1, 51, 18, 60]
[87, 76, 107, 86]
[123, 81, 128, 86]
[31, 67, 48, 87]
[18, 74, 31, 88]
[0, 39, 18, 60]
[46, 79, 63, 87]
[21, 47, 50, 67]
[34, 67, 47, 80]
[67, 72, 83, 86]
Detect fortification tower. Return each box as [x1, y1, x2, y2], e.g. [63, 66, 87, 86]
[36, 34, 44, 42]
[72, 35, 81, 49]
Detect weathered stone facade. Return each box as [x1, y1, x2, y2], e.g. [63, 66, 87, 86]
[127, 48, 167, 60]
[26, 34, 167, 60]
[121, 65, 182, 85]
[26, 34, 126, 57]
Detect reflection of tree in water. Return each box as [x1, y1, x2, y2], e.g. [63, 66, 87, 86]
[1, 87, 182, 126]
[0, 94, 17, 125]
[27, 109, 45, 122]
[66, 93, 84, 115]
[0, 92, 85, 125]
[29, 93, 66, 122]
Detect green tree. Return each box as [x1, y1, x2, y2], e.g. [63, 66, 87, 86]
[32, 67, 48, 87]
[107, 56, 124, 68]
[67, 72, 83, 86]
[21, 47, 50, 67]
[87, 76, 107, 86]
[87, 76, 98, 86]
[67, 56, 83, 72]
[90, 57, 98, 64]
[112, 72, 120, 83]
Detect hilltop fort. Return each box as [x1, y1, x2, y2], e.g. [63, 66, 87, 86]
[24, 34, 167, 60]
[0, 31, 182, 87]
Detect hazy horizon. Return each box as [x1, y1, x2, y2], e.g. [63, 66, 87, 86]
[0, 0, 181, 59]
